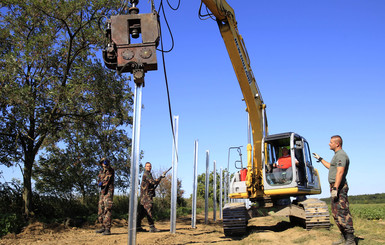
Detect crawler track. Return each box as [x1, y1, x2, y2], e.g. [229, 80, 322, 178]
[222, 202, 248, 236]
[300, 198, 331, 230]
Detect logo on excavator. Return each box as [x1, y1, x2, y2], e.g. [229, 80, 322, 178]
[234, 38, 252, 85]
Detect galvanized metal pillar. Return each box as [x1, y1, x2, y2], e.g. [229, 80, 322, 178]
[213, 160, 217, 221]
[219, 167, 223, 220]
[170, 115, 179, 234]
[204, 150, 209, 224]
[128, 82, 143, 245]
[191, 140, 198, 228]
[224, 168, 228, 204]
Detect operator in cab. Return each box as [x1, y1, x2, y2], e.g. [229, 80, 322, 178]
[272, 147, 298, 183]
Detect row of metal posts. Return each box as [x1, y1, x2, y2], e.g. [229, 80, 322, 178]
[128, 84, 229, 243]
[192, 142, 229, 226]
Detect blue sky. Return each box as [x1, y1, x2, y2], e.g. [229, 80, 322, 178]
[2, 0, 385, 199]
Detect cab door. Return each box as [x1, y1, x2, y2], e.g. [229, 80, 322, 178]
[303, 141, 315, 187]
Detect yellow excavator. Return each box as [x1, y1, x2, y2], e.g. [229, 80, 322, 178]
[200, 0, 330, 236]
[102, 0, 330, 236]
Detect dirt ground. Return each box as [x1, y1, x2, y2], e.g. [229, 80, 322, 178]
[1, 214, 342, 245]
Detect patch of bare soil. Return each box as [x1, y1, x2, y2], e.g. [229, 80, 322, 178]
[1, 214, 339, 245]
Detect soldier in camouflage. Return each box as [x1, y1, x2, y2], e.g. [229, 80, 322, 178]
[95, 158, 115, 235]
[137, 162, 165, 232]
[313, 135, 355, 245]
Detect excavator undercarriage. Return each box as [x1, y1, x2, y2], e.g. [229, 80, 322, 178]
[222, 198, 330, 236]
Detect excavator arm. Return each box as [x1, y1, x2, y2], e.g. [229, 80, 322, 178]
[202, 0, 267, 198]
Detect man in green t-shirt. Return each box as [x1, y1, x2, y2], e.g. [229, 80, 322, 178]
[313, 135, 355, 245]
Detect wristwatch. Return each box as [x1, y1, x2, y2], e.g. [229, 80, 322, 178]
[332, 187, 337, 190]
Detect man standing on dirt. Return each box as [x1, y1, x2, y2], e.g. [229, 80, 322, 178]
[137, 162, 165, 232]
[95, 158, 115, 235]
[313, 135, 355, 245]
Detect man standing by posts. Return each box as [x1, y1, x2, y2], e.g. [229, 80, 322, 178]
[137, 162, 165, 232]
[313, 135, 355, 245]
[95, 158, 115, 235]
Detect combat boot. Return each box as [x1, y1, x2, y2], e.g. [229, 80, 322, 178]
[95, 227, 105, 233]
[345, 233, 355, 245]
[332, 233, 345, 245]
[102, 228, 111, 235]
[149, 225, 160, 232]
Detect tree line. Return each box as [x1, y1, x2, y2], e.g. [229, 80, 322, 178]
[321, 193, 385, 205]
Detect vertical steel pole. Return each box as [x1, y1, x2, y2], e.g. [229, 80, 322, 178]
[224, 168, 228, 204]
[219, 167, 223, 220]
[170, 116, 179, 234]
[204, 150, 209, 224]
[192, 140, 198, 228]
[213, 160, 217, 221]
[228, 169, 231, 203]
[128, 83, 143, 245]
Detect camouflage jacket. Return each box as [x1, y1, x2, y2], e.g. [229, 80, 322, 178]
[98, 166, 115, 195]
[140, 170, 161, 204]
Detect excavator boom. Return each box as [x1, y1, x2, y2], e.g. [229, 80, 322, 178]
[202, 0, 267, 198]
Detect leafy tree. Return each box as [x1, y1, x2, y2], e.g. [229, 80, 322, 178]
[0, 0, 131, 218]
[155, 171, 185, 205]
[197, 170, 232, 206]
[32, 112, 133, 204]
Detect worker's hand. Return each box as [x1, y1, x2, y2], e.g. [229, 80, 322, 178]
[312, 153, 323, 162]
[331, 188, 338, 200]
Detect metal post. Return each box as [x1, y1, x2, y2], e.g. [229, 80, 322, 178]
[204, 150, 209, 224]
[224, 168, 227, 204]
[226, 168, 230, 203]
[192, 140, 198, 228]
[170, 115, 179, 234]
[213, 160, 217, 221]
[128, 83, 143, 245]
[219, 167, 223, 220]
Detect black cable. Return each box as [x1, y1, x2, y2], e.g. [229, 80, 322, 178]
[156, 0, 175, 53]
[156, 0, 179, 162]
[198, 1, 215, 21]
[166, 0, 181, 11]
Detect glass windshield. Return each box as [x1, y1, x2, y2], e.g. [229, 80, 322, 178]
[264, 142, 293, 186]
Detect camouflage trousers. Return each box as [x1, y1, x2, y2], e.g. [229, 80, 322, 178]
[137, 199, 154, 227]
[331, 182, 354, 234]
[98, 190, 114, 229]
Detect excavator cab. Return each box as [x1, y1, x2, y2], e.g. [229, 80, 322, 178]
[224, 132, 329, 236]
[262, 132, 321, 196]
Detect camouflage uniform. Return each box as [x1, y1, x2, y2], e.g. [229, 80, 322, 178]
[97, 166, 115, 230]
[330, 183, 354, 234]
[137, 170, 161, 229]
[329, 149, 354, 237]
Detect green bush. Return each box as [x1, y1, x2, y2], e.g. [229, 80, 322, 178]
[177, 206, 191, 217]
[112, 195, 129, 220]
[0, 181, 25, 237]
[0, 213, 26, 237]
